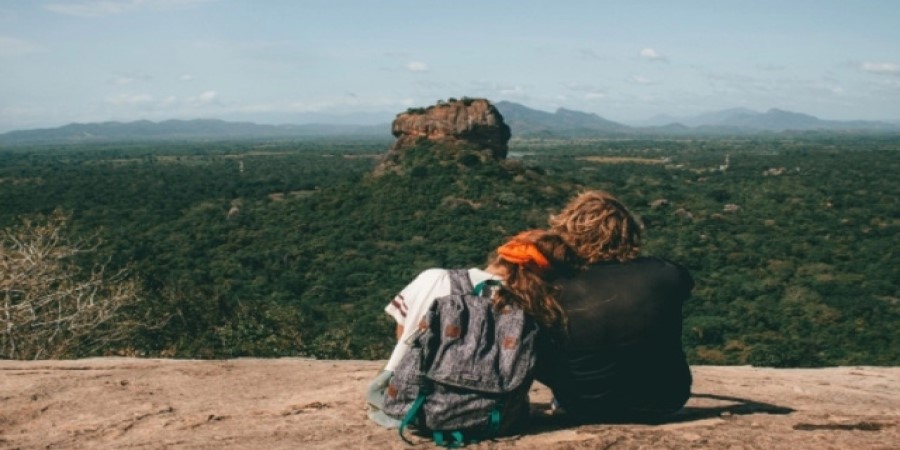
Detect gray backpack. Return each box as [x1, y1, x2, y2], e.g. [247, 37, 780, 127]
[383, 269, 539, 446]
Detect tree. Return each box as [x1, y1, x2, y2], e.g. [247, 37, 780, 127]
[0, 211, 142, 359]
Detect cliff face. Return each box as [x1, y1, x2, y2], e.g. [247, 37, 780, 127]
[1, 359, 897, 449]
[375, 98, 511, 174]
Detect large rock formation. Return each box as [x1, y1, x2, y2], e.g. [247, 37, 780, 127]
[375, 98, 511, 174]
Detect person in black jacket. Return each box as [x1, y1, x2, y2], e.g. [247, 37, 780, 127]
[537, 190, 694, 422]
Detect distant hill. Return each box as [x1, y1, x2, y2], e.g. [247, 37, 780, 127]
[496, 102, 899, 136]
[636, 107, 899, 133]
[632, 113, 683, 127]
[0, 119, 389, 145]
[2, 103, 898, 145]
[493, 101, 629, 137]
[682, 107, 761, 127]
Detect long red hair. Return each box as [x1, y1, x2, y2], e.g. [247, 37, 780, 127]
[491, 230, 578, 339]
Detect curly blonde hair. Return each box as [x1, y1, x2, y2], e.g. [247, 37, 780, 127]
[548, 190, 642, 264]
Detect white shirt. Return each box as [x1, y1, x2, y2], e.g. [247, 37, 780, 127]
[383, 267, 500, 371]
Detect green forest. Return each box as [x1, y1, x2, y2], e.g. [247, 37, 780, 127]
[1, 135, 897, 367]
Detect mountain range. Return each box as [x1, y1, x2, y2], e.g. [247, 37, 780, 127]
[0, 119, 391, 145]
[630, 107, 899, 133]
[494, 102, 899, 137]
[1, 102, 897, 145]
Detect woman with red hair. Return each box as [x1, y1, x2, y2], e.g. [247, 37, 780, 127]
[366, 229, 578, 428]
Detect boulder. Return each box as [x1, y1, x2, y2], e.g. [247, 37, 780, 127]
[375, 98, 511, 174]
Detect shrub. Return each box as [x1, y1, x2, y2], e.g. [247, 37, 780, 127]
[0, 211, 143, 359]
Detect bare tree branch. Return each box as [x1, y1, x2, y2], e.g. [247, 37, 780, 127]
[0, 211, 143, 359]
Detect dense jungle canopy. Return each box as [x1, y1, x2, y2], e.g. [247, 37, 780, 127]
[1, 135, 897, 366]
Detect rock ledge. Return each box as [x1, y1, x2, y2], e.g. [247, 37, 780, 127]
[1, 359, 897, 449]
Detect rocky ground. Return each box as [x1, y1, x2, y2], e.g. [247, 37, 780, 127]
[1, 358, 897, 449]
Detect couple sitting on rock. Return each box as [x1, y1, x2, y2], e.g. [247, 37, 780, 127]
[367, 190, 694, 436]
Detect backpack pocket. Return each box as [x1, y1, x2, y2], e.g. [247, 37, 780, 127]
[382, 345, 426, 419]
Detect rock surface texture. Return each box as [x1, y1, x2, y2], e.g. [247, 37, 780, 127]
[375, 98, 511, 174]
[1, 358, 897, 449]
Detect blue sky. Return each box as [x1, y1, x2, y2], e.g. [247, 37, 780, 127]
[1, 0, 899, 132]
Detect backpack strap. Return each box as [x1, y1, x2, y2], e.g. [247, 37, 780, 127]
[430, 403, 503, 447]
[446, 269, 475, 295]
[486, 403, 502, 436]
[450, 268, 504, 298]
[433, 431, 466, 448]
[398, 391, 427, 445]
[472, 279, 502, 297]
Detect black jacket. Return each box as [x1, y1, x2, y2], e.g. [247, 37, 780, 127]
[536, 257, 693, 419]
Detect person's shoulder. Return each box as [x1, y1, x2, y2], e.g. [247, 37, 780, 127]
[580, 256, 677, 271]
[634, 257, 694, 289]
[467, 267, 500, 284]
[411, 268, 450, 284]
[575, 257, 691, 281]
[636, 256, 687, 270]
[398, 268, 450, 292]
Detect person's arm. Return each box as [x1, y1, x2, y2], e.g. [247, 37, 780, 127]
[385, 291, 409, 332]
[382, 269, 448, 371]
[385, 269, 446, 340]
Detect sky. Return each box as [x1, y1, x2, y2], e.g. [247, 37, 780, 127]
[1, 0, 900, 132]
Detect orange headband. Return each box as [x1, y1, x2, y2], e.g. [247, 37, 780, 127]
[497, 235, 550, 270]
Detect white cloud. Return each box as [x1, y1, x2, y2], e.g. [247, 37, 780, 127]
[405, 61, 429, 72]
[0, 36, 41, 56]
[111, 76, 135, 85]
[284, 95, 416, 112]
[564, 83, 593, 91]
[185, 90, 219, 107]
[110, 72, 150, 85]
[812, 80, 845, 96]
[251, 95, 414, 114]
[640, 47, 667, 62]
[861, 62, 900, 76]
[562, 83, 607, 101]
[106, 93, 154, 105]
[630, 75, 654, 85]
[499, 85, 525, 96]
[180, 74, 194, 81]
[44, 0, 215, 18]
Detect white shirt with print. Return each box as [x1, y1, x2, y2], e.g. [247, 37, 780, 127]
[383, 267, 499, 371]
